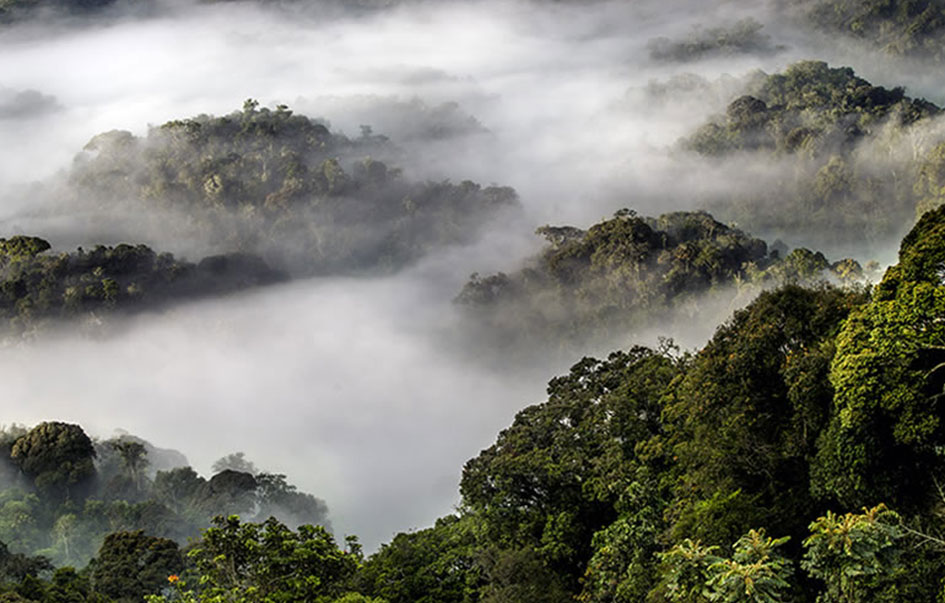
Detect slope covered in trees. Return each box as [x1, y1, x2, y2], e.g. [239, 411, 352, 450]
[687, 60, 938, 157]
[68, 101, 519, 276]
[355, 205, 945, 603]
[787, 0, 945, 61]
[0, 235, 283, 338]
[682, 60, 945, 250]
[3, 205, 944, 602]
[0, 421, 330, 578]
[456, 208, 865, 355]
[0, 100, 520, 337]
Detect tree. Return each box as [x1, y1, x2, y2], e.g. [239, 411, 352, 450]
[185, 515, 358, 601]
[195, 470, 257, 518]
[656, 538, 721, 603]
[663, 285, 866, 546]
[211, 452, 257, 476]
[476, 545, 572, 603]
[360, 515, 479, 603]
[109, 439, 149, 492]
[151, 466, 205, 516]
[579, 478, 668, 602]
[255, 472, 331, 530]
[706, 529, 792, 603]
[51, 513, 79, 565]
[0, 236, 50, 262]
[9, 422, 96, 505]
[655, 529, 792, 603]
[0, 489, 44, 552]
[460, 346, 681, 593]
[89, 530, 183, 602]
[812, 206, 945, 510]
[0, 539, 52, 583]
[801, 505, 903, 602]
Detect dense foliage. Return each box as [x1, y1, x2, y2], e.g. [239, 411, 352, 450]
[0, 423, 330, 577]
[0, 235, 283, 337]
[3, 203, 945, 602]
[688, 60, 938, 157]
[684, 60, 944, 249]
[790, 0, 945, 61]
[456, 209, 862, 354]
[69, 101, 518, 276]
[351, 206, 945, 603]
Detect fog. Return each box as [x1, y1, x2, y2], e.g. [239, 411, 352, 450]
[0, 0, 938, 549]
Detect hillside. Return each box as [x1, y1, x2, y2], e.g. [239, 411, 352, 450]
[787, 0, 945, 61]
[681, 60, 945, 251]
[68, 102, 519, 276]
[2, 206, 944, 601]
[456, 209, 865, 354]
[3, 1, 945, 602]
[0, 235, 282, 337]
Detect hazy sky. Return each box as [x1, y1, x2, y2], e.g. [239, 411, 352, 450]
[0, 0, 937, 549]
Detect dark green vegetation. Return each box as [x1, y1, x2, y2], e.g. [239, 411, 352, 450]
[0, 235, 282, 337]
[6, 207, 945, 601]
[456, 209, 865, 353]
[69, 101, 518, 276]
[0, 101, 517, 337]
[685, 60, 944, 248]
[789, 0, 945, 61]
[349, 205, 945, 603]
[687, 60, 938, 157]
[0, 421, 329, 587]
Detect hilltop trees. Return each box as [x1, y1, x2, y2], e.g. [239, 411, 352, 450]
[69, 101, 519, 276]
[0, 237, 284, 338]
[456, 209, 862, 355]
[812, 205, 945, 511]
[10, 423, 96, 506]
[88, 531, 183, 602]
[791, 0, 945, 61]
[684, 61, 942, 248]
[687, 61, 938, 158]
[0, 422, 333, 575]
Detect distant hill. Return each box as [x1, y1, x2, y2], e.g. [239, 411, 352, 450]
[456, 209, 864, 353]
[0, 235, 283, 337]
[683, 60, 944, 250]
[68, 101, 519, 276]
[788, 0, 945, 61]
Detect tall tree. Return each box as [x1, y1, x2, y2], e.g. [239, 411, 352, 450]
[9, 422, 96, 505]
[813, 205, 945, 511]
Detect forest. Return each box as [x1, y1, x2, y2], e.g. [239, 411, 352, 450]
[0, 206, 943, 601]
[68, 100, 519, 276]
[455, 208, 868, 355]
[1, 0, 945, 601]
